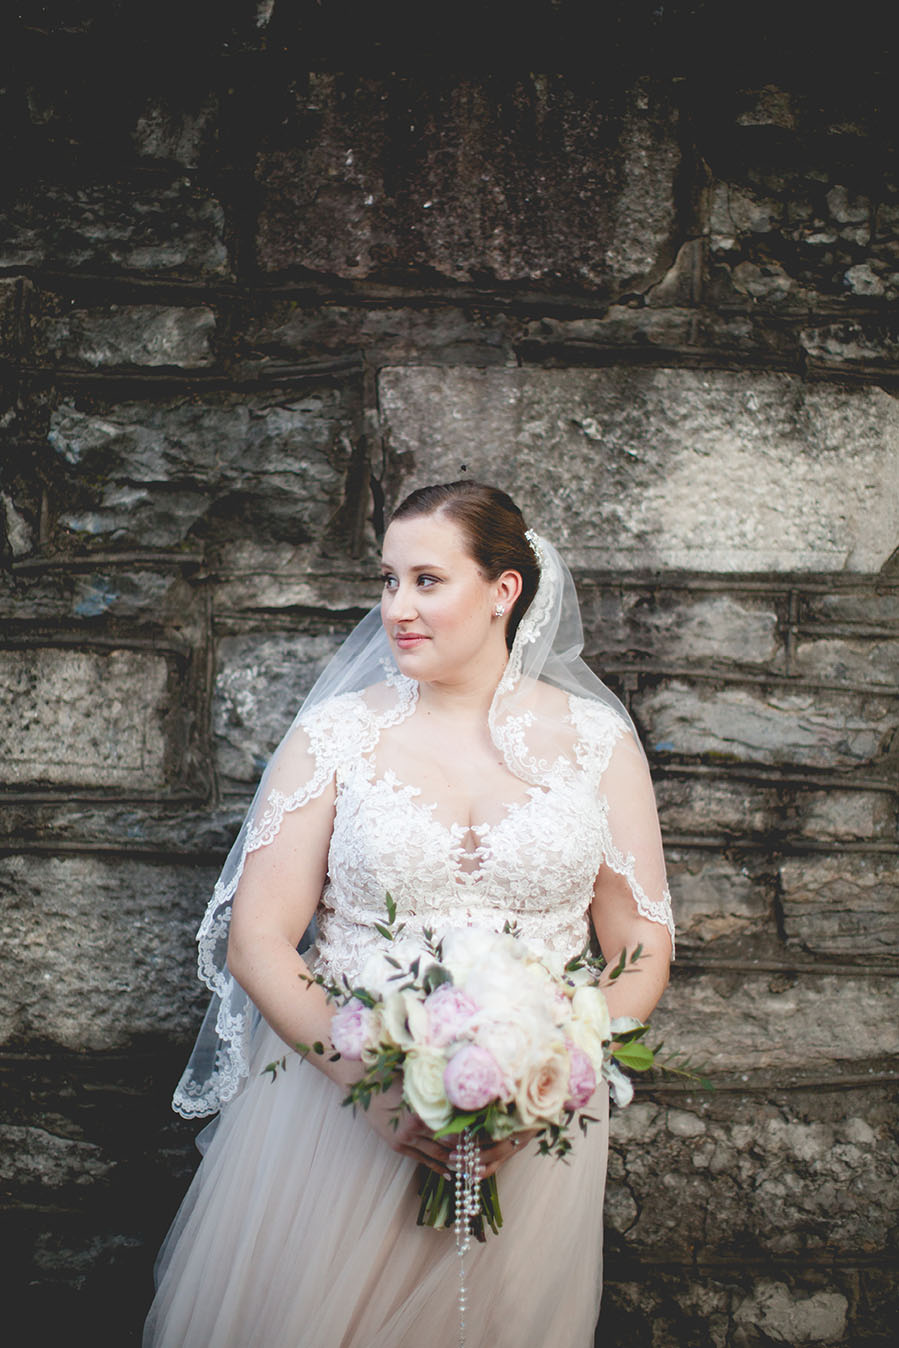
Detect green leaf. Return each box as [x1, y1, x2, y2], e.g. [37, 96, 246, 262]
[608, 947, 628, 981]
[373, 922, 394, 941]
[262, 1055, 287, 1081]
[614, 1042, 655, 1071]
[433, 1111, 481, 1139]
[385, 892, 397, 925]
[612, 1023, 650, 1045]
[422, 963, 452, 994]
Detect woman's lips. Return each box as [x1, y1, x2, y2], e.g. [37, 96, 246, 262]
[394, 633, 429, 648]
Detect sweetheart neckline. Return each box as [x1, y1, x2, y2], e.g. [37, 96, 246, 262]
[367, 764, 551, 836]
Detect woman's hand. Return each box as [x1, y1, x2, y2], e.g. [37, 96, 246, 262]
[359, 1079, 454, 1176]
[448, 1129, 540, 1179]
[360, 1081, 539, 1178]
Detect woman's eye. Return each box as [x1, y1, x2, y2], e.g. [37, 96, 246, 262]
[381, 574, 398, 590]
[417, 574, 439, 588]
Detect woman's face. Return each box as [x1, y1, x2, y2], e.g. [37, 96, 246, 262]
[380, 512, 510, 687]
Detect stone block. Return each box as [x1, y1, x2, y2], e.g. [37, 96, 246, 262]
[792, 788, 896, 842]
[0, 801, 242, 857]
[0, 1125, 114, 1195]
[607, 1086, 898, 1261]
[0, 179, 228, 278]
[241, 302, 518, 370]
[0, 569, 201, 623]
[601, 1266, 871, 1348]
[520, 307, 796, 363]
[212, 544, 381, 616]
[33, 304, 216, 369]
[665, 848, 770, 944]
[634, 680, 897, 770]
[0, 646, 171, 789]
[47, 384, 359, 548]
[651, 972, 899, 1074]
[800, 319, 899, 372]
[379, 367, 899, 573]
[733, 1282, 847, 1345]
[654, 774, 777, 839]
[0, 854, 215, 1051]
[131, 93, 219, 168]
[578, 586, 782, 667]
[256, 76, 680, 293]
[603, 1083, 899, 1261]
[798, 589, 899, 625]
[780, 854, 899, 955]
[213, 631, 348, 784]
[791, 635, 899, 686]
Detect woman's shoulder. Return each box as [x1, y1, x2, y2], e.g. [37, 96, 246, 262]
[563, 691, 638, 778]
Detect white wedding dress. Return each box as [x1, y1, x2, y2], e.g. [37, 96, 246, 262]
[144, 677, 673, 1348]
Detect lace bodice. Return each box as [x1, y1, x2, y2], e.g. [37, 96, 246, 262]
[173, 676, 674, 1119]
[312, 763, 597, 981]
[306, 683, 673, 982]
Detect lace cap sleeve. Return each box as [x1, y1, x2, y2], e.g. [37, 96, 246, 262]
[571, 697, 675, 953]
[172, 685, 414, 1120]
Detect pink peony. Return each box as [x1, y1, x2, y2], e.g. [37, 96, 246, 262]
[444, 1044, 505, 1110]
[330, 999, 370, 1060]
[564, 1043, 597, 1109]
[424, 984, 478, 1047]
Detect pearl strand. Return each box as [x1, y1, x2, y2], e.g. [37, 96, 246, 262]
[454, 1128, 480, 1348]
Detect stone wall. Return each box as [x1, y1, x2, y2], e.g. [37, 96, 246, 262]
[1, 6, 897, 1346]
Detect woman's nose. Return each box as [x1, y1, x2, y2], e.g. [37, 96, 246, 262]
[384, 582, 417, 623]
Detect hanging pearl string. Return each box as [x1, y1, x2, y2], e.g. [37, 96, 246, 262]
[453, 1128, 480, 1348]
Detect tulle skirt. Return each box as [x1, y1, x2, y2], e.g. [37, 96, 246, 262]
[144, 1022, 609, 1348]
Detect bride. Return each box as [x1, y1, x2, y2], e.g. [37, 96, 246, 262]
[144, 481, 673, 1348]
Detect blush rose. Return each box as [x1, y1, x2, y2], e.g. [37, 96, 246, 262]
[443, 1044, 505, 1111]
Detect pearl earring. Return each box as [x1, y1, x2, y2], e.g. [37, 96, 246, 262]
[494, 604, 506, 617]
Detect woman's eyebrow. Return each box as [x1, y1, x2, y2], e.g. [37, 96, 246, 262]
[380, 561, 448, 573]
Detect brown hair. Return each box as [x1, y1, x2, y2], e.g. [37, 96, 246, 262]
[390, 481, 540, 649]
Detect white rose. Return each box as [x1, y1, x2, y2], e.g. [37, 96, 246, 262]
[381, 990, 429, 1050]
[567, 1018, 606, 1076]
[403, 1047, 452, 1131]
[571, 985, 611, 1045]
[514, 1045, 571, 1127]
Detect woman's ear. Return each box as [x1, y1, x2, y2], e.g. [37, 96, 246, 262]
[496, 569, 524, 611]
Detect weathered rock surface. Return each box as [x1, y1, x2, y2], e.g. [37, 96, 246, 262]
[45, 385, 360, 548]
[379, 367, 899, 573]
[579, 586, 783, 668]
[33, 303, 216, 369]
[0, 854, 213, 1051]
[213, 631, 347, 784]
[0, 180, 228, 278]
[607, 1087, 899, 1259]
[634, 681, 897, 769]
[256, 76, 681, 293]
[665, 849, 770, 944]
[0, 646, 171, 788]
[780, 854, 899, 955]
[652, 972, 899, 1073]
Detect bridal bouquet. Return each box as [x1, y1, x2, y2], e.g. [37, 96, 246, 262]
[275, 900, 655, 1239]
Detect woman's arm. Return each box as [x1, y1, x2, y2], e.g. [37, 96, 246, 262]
[226, 773, 453, 1174]
[226, 780, 352, 1081]
[591, 867, 671, 1023]
[591, 731, 673, 1024]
